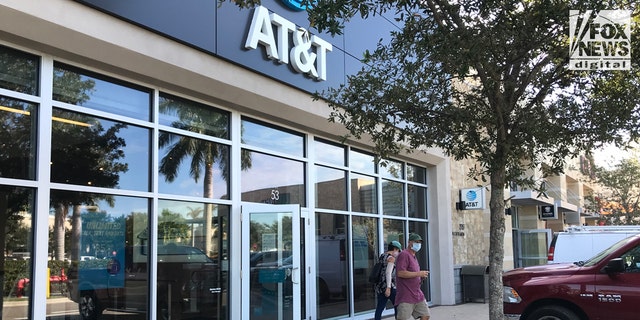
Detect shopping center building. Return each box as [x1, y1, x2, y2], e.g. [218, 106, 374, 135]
[0, 1, 460, 319]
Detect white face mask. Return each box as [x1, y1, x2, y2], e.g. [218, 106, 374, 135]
[412, 242, 422, 252]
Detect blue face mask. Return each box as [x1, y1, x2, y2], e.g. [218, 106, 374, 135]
[412, 242, 422, 252]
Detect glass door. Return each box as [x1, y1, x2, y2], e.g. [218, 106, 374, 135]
[242, 204, 301, 320]
[514, 229, 552, 267]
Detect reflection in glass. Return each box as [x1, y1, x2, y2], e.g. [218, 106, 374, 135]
[408, 185, 428, 219]
[1, 186, 33, 319]
[408, 221, 430, 300]
[352, 216, 377, 315]
[0, 45, 39, 95]
[49, 191, 149, 319]
[241, 118, 305, 157]
[159, 93, 230, 139]
[51, 108, 150, 191]
[53, 62, 151, 121]
[241, 151, 305, 206]
[315, 166, 346, 211]
[380, 159, 403, 179]
[316, 213, 348, 319]
[407, 164, 427, 183]
[157, 200, 229, 320]
[249, 210, 293, 320]
[349, 149, 375, 173]
[520, 232, 549, 267]
[350, 173, 377, 213]
[382, 180, 404, 216]
[382, 219, 405, 251]
[0, 96, 36, 180]
[158, 131, 230, 199]
[314, 139, 345, 166]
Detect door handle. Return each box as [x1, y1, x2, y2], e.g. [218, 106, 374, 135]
[291, 267, 300, 284]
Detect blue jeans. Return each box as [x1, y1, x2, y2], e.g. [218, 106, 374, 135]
[374, 288, 397, 320]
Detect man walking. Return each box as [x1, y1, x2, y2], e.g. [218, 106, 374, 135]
[395, 233, 430, 320]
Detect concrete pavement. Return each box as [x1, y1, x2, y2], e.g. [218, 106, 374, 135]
[383, 302, 490, 320]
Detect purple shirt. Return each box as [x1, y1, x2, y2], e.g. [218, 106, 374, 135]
[394, 250, 425, 305]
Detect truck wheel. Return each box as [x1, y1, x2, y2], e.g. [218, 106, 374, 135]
[526, 305, 579, 320]
[78, 291, 102, 320]
[317, 279, 330, 304]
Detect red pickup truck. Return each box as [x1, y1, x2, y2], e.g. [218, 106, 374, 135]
[503, 234, 640, 320]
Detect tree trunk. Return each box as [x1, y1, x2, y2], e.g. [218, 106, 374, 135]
[71, 205, 82, 262]
[54, 203, 67, 261]
[204, 163, 214, 256]
[488, 168, 507, 320]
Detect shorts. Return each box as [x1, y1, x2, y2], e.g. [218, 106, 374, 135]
[396, 300, 430, 320]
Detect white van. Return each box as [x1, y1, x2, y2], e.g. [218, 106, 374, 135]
[547, 225, 640, 264]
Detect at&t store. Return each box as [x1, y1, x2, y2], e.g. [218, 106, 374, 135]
[0, 0, 457, 319]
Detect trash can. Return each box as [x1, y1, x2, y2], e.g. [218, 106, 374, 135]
[461, 265, 489, 303]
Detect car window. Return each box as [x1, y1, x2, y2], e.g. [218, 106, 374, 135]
[583, 237, 637, 267]
[621, 245, 640, 272]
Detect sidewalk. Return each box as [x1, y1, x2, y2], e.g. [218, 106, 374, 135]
[383, 302, 489, 320]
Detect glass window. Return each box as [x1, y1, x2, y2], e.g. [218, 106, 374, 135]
[407, 164, 426, 183]
[50, 191, 149, 319]
[352, 216, 377, 315]
[241, 118, 305, 157]
[1, 186, 34, 319]
[408, 221, 430, 300]
[159, 93, 230, 139]
[349, 149, 375, 174]
[382, 219, 406, 251]
[350, 173, 377, 213]
[53, 62, 151, 121]
[382, 180, 404, 216]
[157, 200, 229, 319]
[158, 131, 230, 199]
[51, 108, 151, 191]
[241, 151, 305, 206]
[408, 185, 427, 219]
[316, 213, 348, 319]
[314, 139, 345, 166]
[0, 96, 37, 180]
[0, 45, 39, 95]
[315, 165, 347, 211]
[380, 159, 403, 179]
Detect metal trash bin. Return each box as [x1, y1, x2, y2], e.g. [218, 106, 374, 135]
[461, 265, 489, 303]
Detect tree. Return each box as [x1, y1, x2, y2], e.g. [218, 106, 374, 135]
[594, 156, 640, 225]
[227, 1, 640, 318]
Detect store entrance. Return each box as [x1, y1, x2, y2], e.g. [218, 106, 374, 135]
[242, 204, 301, 320]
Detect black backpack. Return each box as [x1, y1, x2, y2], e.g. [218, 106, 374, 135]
[368, 254, 385, 283]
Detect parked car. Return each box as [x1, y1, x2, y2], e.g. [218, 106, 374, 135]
[547, 226, 640, 264]
[9, 246, 30, 260]
[504, 234, 640, 320]
[67, 244, 221, 320]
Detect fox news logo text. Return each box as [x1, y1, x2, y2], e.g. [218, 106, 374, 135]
[569, 10, 631, 71]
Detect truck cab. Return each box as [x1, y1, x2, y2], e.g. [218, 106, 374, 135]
[503, 234, 640, 320]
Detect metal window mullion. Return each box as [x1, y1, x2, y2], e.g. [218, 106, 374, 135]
[31, 54, 54, 320]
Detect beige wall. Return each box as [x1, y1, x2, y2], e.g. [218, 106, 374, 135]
[449, 158, 514, 270]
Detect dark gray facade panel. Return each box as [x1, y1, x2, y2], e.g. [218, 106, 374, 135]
[74, 0, 399, 94]
[216, 2, 346, 93]
[76, 0, 217, 52]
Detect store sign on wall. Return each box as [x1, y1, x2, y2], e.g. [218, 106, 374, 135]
[245, 6, 333, 81]
[460, 187, 485, 210]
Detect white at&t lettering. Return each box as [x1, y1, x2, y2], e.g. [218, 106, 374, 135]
[245, 6, 332, 81]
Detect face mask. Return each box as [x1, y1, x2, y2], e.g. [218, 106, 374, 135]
[412, 242, 422, 252]
[393, 251, 400, 257]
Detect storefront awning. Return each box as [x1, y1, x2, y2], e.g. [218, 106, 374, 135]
[509, 190, 555, 206]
